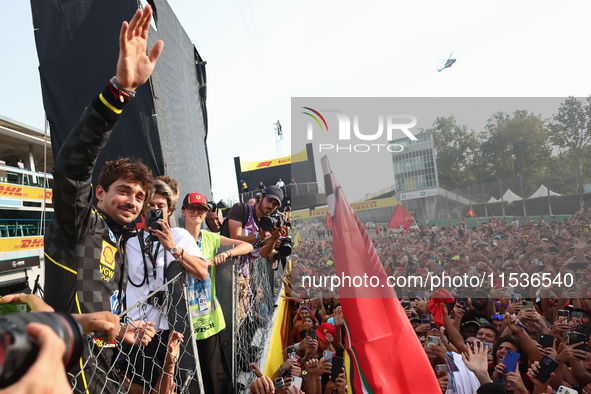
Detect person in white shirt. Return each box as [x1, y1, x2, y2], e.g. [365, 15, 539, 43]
[276, 178, 285, 188]
[125, 179, 208, 390]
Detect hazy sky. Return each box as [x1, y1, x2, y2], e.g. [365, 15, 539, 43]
[1, 1, 590, 203]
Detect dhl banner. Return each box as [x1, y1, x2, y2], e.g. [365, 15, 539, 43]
[0, 183, 52, 201]
[240, 148, 308, 172]
[0, 237, 44, 252]
[291, 197, 399, 220]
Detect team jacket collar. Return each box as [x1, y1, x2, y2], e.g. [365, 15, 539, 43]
[95, 206, 136, 239]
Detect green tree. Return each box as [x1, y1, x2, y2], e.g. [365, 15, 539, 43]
[428, 116, 481, 188]
[479, 110, 551, 180]
[548, 97, 591, 163]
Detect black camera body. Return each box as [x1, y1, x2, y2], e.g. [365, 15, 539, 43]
[147, 290, 168, 307]
[260, 213, 291, 232]
[0, 312, 84, 388]
[277, 237, 293, 257]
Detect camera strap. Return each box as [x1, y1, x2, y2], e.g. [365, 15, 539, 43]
[138, 229, 163, 283]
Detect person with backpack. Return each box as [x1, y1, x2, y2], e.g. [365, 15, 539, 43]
[221, 185, 288, 322]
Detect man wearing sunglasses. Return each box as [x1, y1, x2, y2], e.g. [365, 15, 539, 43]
[491, 313, 505, 334]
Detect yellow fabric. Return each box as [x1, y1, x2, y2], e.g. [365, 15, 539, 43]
[45, 252, 77, 275]
[99, 93, 122, 114]
[345, 351, 353, 394]
[263, 289, 290, 377]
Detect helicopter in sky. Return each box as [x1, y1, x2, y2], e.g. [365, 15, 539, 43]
[437, 53, 456, 72]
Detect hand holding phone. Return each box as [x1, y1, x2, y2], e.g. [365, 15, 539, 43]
[147, 209, 163, 241]
[503, 350, 520, 373]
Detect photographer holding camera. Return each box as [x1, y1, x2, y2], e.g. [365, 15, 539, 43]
[0, 293, 148, 392]
[222, 185, 289, 322]
[221, 185, 288, 260]
[124, 180, 208, 390]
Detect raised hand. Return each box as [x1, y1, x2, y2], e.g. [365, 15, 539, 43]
[115, 5, 163, 91]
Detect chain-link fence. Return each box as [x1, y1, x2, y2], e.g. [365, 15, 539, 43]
[434, 161, 591, 219]
[232, 253, 286, 393]
[18, 246, 288, 394]
[67, 263, 202, 394]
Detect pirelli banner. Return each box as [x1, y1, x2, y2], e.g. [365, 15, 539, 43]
[0, 182, 53, 201]
[234, 143, 318, 195]
[291, 198, 399, 220]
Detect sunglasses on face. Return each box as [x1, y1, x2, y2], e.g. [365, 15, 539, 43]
[185, 205, 208, 213]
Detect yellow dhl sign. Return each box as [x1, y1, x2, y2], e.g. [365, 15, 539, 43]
[291, 198, 399, 220]
[240, 149, 308, 172]
[0, 183, 52, 201]
[0, 237, 44, 252]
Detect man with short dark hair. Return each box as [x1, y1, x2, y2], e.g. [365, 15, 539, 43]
[222, 185, 288, 322]
[206, 208, 224, 233]
[43, 6, 163, 393]
[222, 185, 286, 258]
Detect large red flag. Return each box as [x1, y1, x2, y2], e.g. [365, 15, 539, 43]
[326, 212, 333, 231]
[322, 157, 440, 393]
[466, 207, 476, 218]
[388, 204, 415, 230]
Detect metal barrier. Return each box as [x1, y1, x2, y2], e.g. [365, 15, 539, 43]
[67, 264, 203, 394]
[232, 254, 286, 393]
[53, 247, 289, 393]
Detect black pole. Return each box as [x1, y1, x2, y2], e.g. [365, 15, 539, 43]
[519, 174, 526, 217]
[545, 169, 552, 216]
[499, 178, 506, 218]
[482, 182, 488, 218]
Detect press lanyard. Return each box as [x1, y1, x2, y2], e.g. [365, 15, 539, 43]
[136, 229, 168, 287]
[145, 238, 161, 280]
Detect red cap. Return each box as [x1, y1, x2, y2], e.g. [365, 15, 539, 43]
[316, 322, 337, 342]
[182, 192, 209, 210]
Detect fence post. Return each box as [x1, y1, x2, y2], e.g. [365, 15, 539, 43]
[545, 169, 552, 216]
[482, 183, 488, 218]
[468, 185, 472, 206]
[577, 161, 584, 212]
[456, 190, 460, 218]
[499, 179, 506, 218]
[519, 174, 527, 217]
[445, 189, 450, 219]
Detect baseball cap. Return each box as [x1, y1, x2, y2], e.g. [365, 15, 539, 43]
[461, 320, 481, 329]
[572, 308, 591, 320]
[316, 322, 337, 342]
[182, 192, 210, 210]
[262, 185, 284, 206]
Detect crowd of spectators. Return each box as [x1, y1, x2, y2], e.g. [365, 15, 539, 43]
[249, 234, 346, 394]
[249, 208, 591, 393]
[388, 210, 591, 393]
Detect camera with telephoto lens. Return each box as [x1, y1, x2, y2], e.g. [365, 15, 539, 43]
[260, 212, 291, 232]
[277, 237, 293, 257]
[0, 312, 84, 388]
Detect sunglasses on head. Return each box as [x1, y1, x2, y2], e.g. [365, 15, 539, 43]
[492, 314, 504, 321]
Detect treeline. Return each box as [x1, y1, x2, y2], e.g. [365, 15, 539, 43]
[428, 97, 591, 196]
